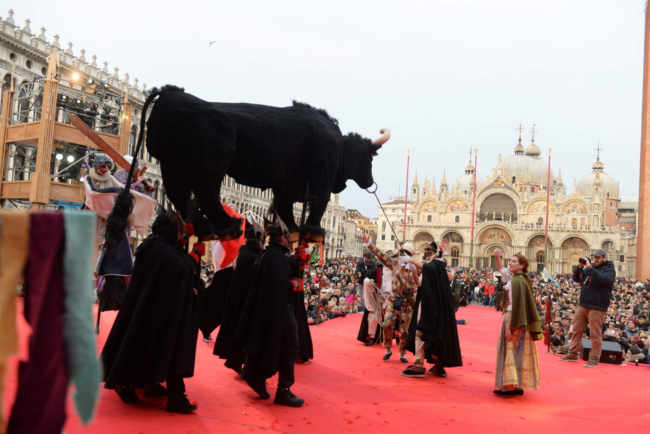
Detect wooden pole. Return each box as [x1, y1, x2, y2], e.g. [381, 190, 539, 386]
[470, 149, 478, 267]
[403, 149, 410, 242]
[544, 148, 552, 273]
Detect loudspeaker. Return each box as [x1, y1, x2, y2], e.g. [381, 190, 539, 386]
[581, 338, 623, 364]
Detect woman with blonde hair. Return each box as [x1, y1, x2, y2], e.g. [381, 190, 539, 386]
[494, 253, 541, 396]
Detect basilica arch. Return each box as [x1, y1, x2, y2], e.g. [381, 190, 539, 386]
[527, 235, 552, 272]
[413, 231, 434, 256]
[479, 193, 519, 222]
[442, 231, 464, 267]
[476, 225, 513, 269]
[560, 236, 590, 274]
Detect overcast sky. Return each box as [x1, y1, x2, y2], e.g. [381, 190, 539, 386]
[12, 0, 647, 217]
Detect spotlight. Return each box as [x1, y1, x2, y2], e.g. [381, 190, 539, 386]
[88, 78, 93, 84]
[71, 71, 80, 82]
[55, 153, 63, 161]
[76, 99, 81, 104]
[66, 155, 74, 163]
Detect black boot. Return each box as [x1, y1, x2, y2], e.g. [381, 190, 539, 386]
[245, 375, 270, 399]
[274, 387, 304, 407]
[115, 385, 139, 404]
[144, 383, 168, 397]
[166, 392, 197, 414]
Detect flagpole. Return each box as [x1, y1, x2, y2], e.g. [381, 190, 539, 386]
[544, 148, 552, 273]
[470, 148, 478, 268]
[403, 149, 410, 243]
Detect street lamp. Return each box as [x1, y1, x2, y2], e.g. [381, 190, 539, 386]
[55, 153, 63, 161]
[66, 155, 74, 163]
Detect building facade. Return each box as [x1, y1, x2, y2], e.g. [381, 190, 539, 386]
[0, 9, 164, 212]
[376, 132, 635, 277]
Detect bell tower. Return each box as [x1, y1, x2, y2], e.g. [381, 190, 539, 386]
[638, 3, 650, 279]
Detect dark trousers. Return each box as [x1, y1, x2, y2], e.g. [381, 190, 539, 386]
[167, 374, 186, 394]
[278, 305, 299, 389]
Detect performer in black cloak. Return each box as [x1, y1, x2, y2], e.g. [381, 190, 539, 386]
[403, 241, 462, 378]
[290, 240, 314, 363]
[101, 212, 200, 414]
[213, 220, 264, 373]
[199, 266, 232, 342]
[357, 263, 383, 345]
[236, 223, 305, 407]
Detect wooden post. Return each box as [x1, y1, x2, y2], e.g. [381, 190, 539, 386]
[119, 88, 132, 155]
[0, 88, 15, 193]
[29, 48, 59, 208]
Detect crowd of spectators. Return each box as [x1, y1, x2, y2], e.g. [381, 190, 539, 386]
[453, 268, 650, 365]
[303, 258, 364, 324]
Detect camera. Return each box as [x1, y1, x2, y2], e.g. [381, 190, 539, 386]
[578, 257, 587, 265]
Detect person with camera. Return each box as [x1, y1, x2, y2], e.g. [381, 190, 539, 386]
[560, 249, 615, 367]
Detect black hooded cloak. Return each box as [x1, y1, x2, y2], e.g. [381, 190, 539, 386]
[289, 256, 313, 362]
[101, 219, 200, 388]
[213, 241, 263, 363]
[406, 259, 463, 367]
[235, 242, 292, 380]
[199, 267, 232, 339]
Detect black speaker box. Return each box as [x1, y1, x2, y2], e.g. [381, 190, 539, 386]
[581, 338, 623, 364]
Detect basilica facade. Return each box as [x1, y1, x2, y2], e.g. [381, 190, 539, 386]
[375, 135, 635, 277]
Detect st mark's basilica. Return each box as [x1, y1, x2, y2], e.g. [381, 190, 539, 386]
[375, 131, 636, 278]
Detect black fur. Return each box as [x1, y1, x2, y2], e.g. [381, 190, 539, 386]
[111, 85, 383, 241]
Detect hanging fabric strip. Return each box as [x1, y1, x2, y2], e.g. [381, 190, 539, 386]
[0, 212, 30, 434]
[62, 210, 101, 424]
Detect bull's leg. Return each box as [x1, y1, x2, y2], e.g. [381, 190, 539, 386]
[303, 196, 328, 243]
[272, 192, 299, 241]
[196, 179, 242, 240]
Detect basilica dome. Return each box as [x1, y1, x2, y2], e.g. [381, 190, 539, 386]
[502, 153, 551, 186]
[576, 160, 619, 198]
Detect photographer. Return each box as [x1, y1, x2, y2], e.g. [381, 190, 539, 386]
[560, 249, 615, 367]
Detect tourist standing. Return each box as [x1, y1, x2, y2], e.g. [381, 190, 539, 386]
[494, 254, 541, 396]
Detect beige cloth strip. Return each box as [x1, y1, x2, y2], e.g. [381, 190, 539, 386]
[0, 211, 30, 434]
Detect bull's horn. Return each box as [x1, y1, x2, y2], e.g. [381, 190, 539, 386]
[372, 128, 391, 147]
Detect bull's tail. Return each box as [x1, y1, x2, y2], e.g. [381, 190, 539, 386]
[104, 85, 183, 250]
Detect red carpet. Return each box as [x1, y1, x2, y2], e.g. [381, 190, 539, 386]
[4, 305, 650, 433]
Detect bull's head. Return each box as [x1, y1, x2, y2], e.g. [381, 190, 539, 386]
[335, 129, 390, 193]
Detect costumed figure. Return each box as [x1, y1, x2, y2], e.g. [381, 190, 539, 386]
[101, 212, 201, 413]
[84, 155, 123, 259]
[403, 241, 463, 378]
[235, 222, 305, 407]
[291, 239, 314, 363]
[85, 155, 157, 331]
[357, 261, 384, 346]
[493, 253, 541, 396]
[362, 234, 420, 364]
[113, 154, 155, 196]
[213, 220, 265, 374]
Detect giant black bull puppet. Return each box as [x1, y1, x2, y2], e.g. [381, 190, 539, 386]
[109, 85, 389, 244]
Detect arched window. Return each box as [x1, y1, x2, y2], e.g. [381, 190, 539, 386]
[454, 215, 460, 223]
[536, 251, 545, 264]
[15, 82, 31, 123]
[427, 215, 432, 223]
[129, 125, 137, 156]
